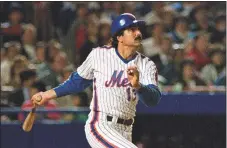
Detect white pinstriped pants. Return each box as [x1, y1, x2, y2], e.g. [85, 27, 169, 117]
[84, 111, 138, 148]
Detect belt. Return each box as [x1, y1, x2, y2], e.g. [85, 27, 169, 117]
[107, 115, 134, 126]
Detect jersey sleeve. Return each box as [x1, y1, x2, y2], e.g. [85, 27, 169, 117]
[140, 60, 158, 86]
[137, 59, 161, 107]
[77, 48, 96, 80]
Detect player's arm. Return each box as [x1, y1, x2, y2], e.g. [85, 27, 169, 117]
[53, 72, 92, 97]
[127, 62, 161, 107]
[137, 61, 161, 107]
[136, 84, 161, 107]
[31, 73, 92, 106]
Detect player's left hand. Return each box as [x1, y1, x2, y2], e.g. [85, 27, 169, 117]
[127, 66, 141, 90]
[31, 92, 46, 106]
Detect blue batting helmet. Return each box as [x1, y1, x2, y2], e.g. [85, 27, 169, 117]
[111, 13, 145, 37]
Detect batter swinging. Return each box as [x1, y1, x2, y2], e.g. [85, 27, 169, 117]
[31, 13, 162, 148]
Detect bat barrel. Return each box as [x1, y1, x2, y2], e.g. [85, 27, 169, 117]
[22, 107, 36, 132]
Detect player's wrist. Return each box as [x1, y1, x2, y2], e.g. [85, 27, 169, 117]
[133, 82, 141, 90]
[39, 90, 56, 101]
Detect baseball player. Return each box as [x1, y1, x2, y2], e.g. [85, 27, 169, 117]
[31, 13, 162, 148]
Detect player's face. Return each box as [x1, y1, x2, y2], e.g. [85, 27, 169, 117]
[121, 27, 142, 48]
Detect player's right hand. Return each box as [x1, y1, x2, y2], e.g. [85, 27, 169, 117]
[127, 66, 141, 90]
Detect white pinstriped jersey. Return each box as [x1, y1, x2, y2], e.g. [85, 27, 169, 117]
[77, 46, 158, 119]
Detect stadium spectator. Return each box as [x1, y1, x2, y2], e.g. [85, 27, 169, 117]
[36, 52, 67, 89]
[102, 2, 123, 21]
[143, 2, 165, 26]
[1, 41, 21, 85]
[214, 70, 226, 86]
[74, 3, 88, 50]
[33, 41, 47, 64]
[173, 60, 207, 92]
[1, 2, 25, 43]
[58, 2, 76, 36]
[123, 2, 135, 14]
[185, 33, 211, 70]
[210, 15, 226, 46]
[79, 15, 99, 64]
[97, 16, 112, 46]
[171, 47, 185, 75]
[33, 2, 53, 41]
[64, 3, 88, 66]
[20, 24, 37, 61]
[8, 69, 37, 107]
[189, 5, 214, 33]
[158, 36, 179, 85]
[162, 9, 175, 33]
[201, 49, 226, 85]
[46, 39, 62, 63]
[168, 16, 195, 44]
[8, 55, 28, 88]
[142, 18, 164, 58]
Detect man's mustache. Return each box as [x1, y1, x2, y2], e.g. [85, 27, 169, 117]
[135, 36, 142, 41]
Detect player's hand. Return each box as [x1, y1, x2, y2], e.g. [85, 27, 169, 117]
[31, 90, 57, 107]
[31, 92, 47, 107]
[127, 66, 141, 90]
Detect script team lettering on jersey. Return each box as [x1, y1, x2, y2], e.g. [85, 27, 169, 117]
[105, 70, 131, 87]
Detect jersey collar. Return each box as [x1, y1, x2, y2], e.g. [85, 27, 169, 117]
[115, 48, 137, 64]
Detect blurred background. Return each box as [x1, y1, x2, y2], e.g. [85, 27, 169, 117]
[0, 1, 226, 148]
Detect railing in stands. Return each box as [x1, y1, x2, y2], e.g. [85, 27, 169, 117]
[1, 107, 90, 114]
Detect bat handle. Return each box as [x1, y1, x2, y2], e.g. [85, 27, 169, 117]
[31, 107, 36, 113]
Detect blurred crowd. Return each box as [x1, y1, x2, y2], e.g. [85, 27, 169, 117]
[0, 2, 226, 122]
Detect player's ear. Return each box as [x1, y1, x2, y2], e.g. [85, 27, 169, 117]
[117, 36, 123, 43]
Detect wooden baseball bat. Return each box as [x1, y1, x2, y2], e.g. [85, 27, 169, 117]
[22, 107, 36, 132]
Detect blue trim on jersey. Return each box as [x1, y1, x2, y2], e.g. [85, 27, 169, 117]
[53, 72, 92, 97]
[137, 84, 162, 107]
[115, 48, 137, 64]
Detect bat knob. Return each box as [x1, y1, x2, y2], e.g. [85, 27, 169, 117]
[36, 95, 42, 102]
